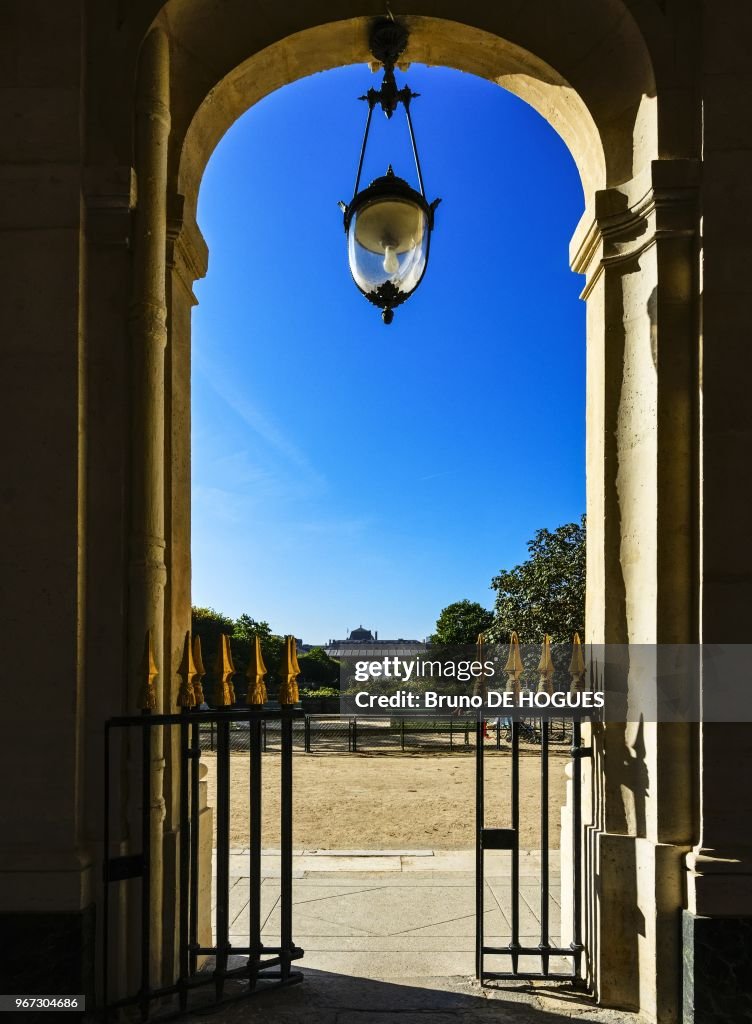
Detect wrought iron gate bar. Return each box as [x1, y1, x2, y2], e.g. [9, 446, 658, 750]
[249, 715, 263, 977]
[189, 715, 201, 977]
[476, 713, 587, 984]
[140, 716, 152, 1021]
[102, 706, 304, 1021]
[178, 712, 191, 1011]
[540, 722, 550, 975]
[572, 719, 583, 978]
[511, 718, 520, 974]
[214, 716, 231, 998]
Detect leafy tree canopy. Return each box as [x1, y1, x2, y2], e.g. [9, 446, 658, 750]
[232, 614, 285, 676]
[190, 607, 287, 701]
[298, 646, 340, 686]
[191, 606, 234, 679]
[431, 599, 494, 646]
[486, 516, 585, 645]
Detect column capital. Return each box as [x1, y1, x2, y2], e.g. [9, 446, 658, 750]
[167, 191, 209, 301]
[571, 158, 700, 295]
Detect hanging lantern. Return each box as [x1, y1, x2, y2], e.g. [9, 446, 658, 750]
[340, 18, 440, 324]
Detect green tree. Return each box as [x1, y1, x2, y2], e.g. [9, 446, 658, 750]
[486, 516, 585, 644]
[431, 599, 494, 646]
[298, 646, 340, 687]
[231, 614, 286, 699]
[191, 608, 289, 702]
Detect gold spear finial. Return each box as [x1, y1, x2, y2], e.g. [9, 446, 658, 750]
[569, 633, 586, 694]
[212, 634, 235, 707]
[537, 634, 554, 695]
[225, 635, 237, 704]
[176, 630, 197, 708]
[192, 635, 206, 704]
[246, 635, 268, 706]
[278, 635, 300, 706]
[138, 629, 159, 712]
[473, 632, 487, 699]
[290, 635, 301, 703]
[504, 631, 523, 697]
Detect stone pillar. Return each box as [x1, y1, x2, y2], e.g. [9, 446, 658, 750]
[83, 163, 137, 1005]
[128, 26, 170, 988]
[570, 160, 700, 1022]
[0, 0, 95, 1000]
[160, 195, 209, 980]
[681, 11, 752, 1018]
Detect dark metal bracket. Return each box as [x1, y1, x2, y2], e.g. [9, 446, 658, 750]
[481, 828, 516, 851]
[347, 15, 431, 199]
[369, 16, 409, 72]
[104, 853, 144, 882]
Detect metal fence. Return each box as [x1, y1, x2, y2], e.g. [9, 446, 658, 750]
[198, 715, 573, 753]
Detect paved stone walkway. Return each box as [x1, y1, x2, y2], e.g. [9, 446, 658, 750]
[198, 850, 637, 1022]
[190, 972, 635, 1023]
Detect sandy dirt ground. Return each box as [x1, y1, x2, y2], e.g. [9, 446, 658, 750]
[202, 750, 569, 850]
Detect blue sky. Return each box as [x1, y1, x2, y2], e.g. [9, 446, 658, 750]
[192, 63, 585, 644]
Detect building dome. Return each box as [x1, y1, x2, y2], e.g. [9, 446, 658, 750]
[348, 625, 374, 642]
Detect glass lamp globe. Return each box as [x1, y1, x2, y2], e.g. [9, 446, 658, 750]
[344, 167, 437, 324]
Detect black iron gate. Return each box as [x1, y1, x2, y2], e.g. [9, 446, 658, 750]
[102, 706, 303, 1020]
[475, 716, 589, 983]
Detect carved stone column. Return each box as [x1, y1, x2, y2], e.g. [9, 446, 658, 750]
[129, 26, 170, 987]
[160, 195, 208, 981]
[682, 31, 752, 1010]
[570, 159, 700, 1023]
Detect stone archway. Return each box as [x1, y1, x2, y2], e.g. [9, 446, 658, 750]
[12, 1, 752, 1020]
[114, 6, 702, 1019]
[120, 5, 701, 1019]
[2, 0, 700, 1017]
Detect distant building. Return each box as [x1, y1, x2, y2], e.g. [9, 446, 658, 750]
[323, 625, 427, 659]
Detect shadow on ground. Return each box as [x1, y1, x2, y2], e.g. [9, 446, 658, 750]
[186, 967, 634, 1023]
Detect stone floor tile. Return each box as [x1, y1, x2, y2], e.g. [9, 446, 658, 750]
[294, 855, 403, 872]
[299, 870, 476, 886]
[183, 968, 638, 1023]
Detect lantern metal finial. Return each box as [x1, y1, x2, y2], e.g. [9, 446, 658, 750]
[340, 17, 440, 324]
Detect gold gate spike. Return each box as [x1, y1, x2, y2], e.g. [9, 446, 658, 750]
[473, 632, 486, 699]
[138, 628, 158, 712]
[176, 630, 197, 708]
[192, 635, 206, 705]
[569, 633, 586, 694]
[290, 636, 301, 704]
[226, 636, 237, 704]
[504, 631, 523, 698]
[246, 635, 268, 705]
[212, 634, 235, 707]
[537, 634, 554, 695]
[279, 635, 300, 706]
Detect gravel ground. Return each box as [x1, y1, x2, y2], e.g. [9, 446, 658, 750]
[202, 748, 569, 850]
